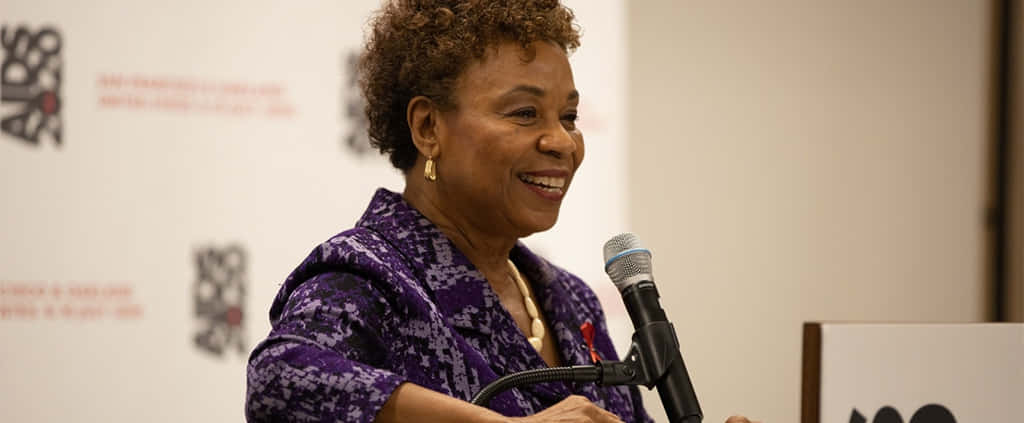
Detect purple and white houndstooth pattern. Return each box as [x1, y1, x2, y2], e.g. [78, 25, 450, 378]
[246, 189, 652, 422]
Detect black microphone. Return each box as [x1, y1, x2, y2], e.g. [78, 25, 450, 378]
[604, 233, 702, 423]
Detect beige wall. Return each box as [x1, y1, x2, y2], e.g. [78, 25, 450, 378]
[626, 1, 990, 422]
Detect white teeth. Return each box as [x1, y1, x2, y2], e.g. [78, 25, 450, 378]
[519, 174, 566, 189]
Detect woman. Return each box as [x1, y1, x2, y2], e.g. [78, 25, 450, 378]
[247, 1, 752, 422]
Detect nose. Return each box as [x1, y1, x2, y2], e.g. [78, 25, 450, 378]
[538, 123, 577, 158]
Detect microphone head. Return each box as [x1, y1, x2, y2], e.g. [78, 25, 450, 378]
[602, 232, 654, 292]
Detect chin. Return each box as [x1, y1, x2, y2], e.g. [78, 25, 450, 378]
[518, 213, 560, 237]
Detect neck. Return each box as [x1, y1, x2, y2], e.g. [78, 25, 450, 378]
[403, 178, 517, 277]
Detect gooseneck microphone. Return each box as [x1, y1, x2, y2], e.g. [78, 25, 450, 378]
[604, 233, 702, 423]
[470, 233, 701, 423]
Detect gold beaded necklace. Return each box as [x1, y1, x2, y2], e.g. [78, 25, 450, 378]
[507, 259, 546, 353]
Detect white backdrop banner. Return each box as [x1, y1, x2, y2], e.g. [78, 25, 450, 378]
[804, 323, 1024, 423]
[0, 1, 628, 421]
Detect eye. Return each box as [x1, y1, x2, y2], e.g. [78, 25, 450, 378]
[561, 112, 579, 130]
[507, 107, 538, 120]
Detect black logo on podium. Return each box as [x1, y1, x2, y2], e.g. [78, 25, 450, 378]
[1, 25, 62, 146]
[851, 404, 955, 423]
[193, 244, 247, 357]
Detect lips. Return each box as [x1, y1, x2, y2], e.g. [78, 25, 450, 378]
[518, 174, 566, 192]
[517, 171, 569, 199]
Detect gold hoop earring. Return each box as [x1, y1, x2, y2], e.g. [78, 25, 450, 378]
[424, 156, 437, 181]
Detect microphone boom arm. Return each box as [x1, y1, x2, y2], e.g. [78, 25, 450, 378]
[605, 320, 684, 388]
[471, 284, 702, 423]
[474, 233, 703, 423]
[469, 318, 685, 407]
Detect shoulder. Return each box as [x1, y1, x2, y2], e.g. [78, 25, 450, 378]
[269, 227, 417, 322]
[296, 227, 411, 282]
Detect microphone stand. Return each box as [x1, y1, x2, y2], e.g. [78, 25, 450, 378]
[470, 321, 701, 423]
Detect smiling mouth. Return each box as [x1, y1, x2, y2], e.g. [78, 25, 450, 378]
[518, 174, 566, 194]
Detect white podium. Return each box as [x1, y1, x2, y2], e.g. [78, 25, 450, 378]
[801, 323, 1023, 423]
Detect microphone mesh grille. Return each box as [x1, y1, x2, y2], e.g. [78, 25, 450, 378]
[602, 233, 653, 290]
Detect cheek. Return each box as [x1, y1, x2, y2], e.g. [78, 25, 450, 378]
[473, 127, 521, 167]
[573, 134, 585, 169]
[445, 123, 492, 166]
[452, 128, 516, 183]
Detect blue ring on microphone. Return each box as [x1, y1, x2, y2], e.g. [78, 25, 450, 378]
[604, 248, 651, 269]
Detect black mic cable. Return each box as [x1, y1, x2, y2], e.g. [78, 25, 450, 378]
[470, 365, 599, 406]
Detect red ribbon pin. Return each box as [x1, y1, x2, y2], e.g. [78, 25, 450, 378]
[579, 321, 602, 363]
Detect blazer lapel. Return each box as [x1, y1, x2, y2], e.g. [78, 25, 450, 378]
[352, 189, 634, 416]
[356, 189, 550, 382]
[513, 246, 597, 367]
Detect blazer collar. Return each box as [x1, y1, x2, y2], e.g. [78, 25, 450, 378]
[356, 189, 598, 400]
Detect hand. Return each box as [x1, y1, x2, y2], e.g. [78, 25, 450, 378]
[725, 415, 762, 423]
[511, 395, 624, 423]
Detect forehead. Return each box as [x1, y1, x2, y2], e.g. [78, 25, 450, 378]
[454, 41, 576, 102]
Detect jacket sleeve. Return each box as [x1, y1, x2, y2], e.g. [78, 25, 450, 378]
[246, 272, 406, 423]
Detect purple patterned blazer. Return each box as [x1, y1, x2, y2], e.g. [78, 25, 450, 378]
[246, 189, 652, 422]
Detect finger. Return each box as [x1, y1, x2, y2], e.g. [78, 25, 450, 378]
[602, 407, 625, 423]
[725, 416, 751, 423]
[596, 410, 625, 423]
[564, 394, 590, 405]
[581, 400, 623, 423]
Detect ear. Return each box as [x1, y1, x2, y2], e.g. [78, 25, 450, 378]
[407, 95, 442, 159]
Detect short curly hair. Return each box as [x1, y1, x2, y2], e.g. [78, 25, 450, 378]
[359, 0, 581, 170]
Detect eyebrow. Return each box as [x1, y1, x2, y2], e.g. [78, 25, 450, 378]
[501, 85, 579, 101]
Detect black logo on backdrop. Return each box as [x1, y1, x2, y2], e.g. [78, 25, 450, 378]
[342, 50, 372, 155]
[1, 25, 62, 146]
[193, 244, 247, 357]
[851, 404, 956, 423]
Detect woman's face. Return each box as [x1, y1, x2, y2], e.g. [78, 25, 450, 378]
[434, 40, 584, 238]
